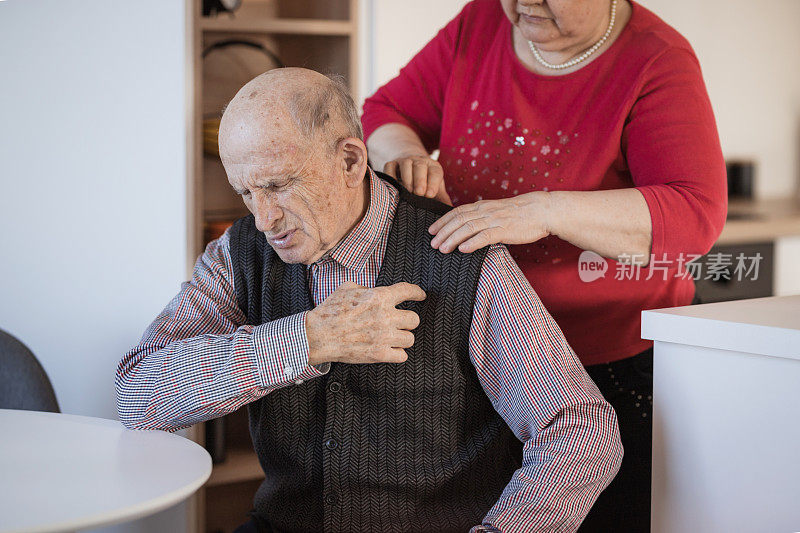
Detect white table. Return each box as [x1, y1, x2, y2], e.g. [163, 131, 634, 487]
[0, 409, 211, 533]
[642, 295, 800, 533]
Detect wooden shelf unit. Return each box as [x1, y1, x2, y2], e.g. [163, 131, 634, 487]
[188, 1, 360, 531]
[201, 17, 354, 35]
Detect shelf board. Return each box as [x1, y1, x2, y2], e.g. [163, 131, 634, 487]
[206, 448, 264, 487]
[201, 17, 354, 36]
[203, 208, 249, 223]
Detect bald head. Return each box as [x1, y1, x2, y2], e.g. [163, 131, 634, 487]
[219, 67, 362, 156]
[216, 68, 371, 265]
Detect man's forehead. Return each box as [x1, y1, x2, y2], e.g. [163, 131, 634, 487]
[222, 107, 295, 141]
[229, 141, 301, 159]
[219, 87, 316, 177]
[221, 119, 303, 161]
[224, 147, 303, 175]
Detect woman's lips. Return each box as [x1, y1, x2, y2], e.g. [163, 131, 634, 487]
[268, 229, 296, 249]
[520, 13, 550, 23]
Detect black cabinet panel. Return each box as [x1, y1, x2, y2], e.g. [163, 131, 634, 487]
[694, 241, 774, 303]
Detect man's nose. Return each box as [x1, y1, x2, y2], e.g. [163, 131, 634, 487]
[251, 190, 283, 233]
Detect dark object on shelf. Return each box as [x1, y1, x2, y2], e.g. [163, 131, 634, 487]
[205, 417, 227, 464]
[726, 160, 755, 200]
[203, 0, 242, 17]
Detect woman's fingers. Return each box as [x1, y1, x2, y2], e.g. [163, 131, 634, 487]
[429, 202, 479, 236]
[398, 158, 420, 193]
[425, 163, 444, 198]
[434, 185, 453, 206]
[429, 194, 550, 253]
[384, 156, 446, 199]
[411, 159, 432, 196]
[383, 160, 399, 178]
[438, 217, 493, 253]
[457, 227, 503, 253]
[430, 206, 484, 252]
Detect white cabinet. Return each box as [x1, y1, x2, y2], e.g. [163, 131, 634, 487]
[642, 296, 800, 533]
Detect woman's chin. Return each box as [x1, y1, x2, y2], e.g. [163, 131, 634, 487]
[517, 26, 560, 50]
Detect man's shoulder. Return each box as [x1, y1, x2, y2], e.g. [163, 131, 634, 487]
[379, 174, 492, 272]
[373, 169, 451, 219]
[479, 244, 516, 282]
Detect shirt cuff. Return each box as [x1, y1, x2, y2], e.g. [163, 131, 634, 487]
[252, 311, 330, 387]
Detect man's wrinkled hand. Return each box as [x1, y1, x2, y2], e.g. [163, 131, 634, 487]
[306, 281, 426, 365]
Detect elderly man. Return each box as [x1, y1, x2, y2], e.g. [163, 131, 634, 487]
[116, 68, 621, 533]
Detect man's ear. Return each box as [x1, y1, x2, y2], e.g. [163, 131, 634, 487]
[338, 137, 368, 188]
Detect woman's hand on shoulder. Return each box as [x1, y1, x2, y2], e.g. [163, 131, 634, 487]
[428, 192, 552, 253]
[383, 155, 452, 205]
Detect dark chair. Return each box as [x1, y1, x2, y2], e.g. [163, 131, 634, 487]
[0, 328, 60, 412]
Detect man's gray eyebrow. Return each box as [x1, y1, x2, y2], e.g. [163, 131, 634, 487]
[232, 175, 295, 194]
[258, 175, 296, 186]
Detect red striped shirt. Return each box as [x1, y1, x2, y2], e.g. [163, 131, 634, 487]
[116, 169, 622, 532]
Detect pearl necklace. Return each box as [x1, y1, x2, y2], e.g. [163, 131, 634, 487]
[527, 0, 617, 70]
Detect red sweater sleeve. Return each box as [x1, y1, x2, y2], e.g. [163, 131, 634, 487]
[623, 47, 728, 259]
[361, 4, 469, 152]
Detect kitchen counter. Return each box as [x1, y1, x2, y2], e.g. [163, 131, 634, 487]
[642, 294, 800, 358]
[642, 295, 800, 533]
[718, 196, 800, 244]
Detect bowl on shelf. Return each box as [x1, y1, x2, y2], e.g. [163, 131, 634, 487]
[203, 117, 221, 157]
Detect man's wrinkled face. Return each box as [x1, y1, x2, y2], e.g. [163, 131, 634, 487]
[222, 134, 351, 265]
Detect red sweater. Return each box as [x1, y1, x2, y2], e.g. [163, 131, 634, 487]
[362, 0, 727, 365]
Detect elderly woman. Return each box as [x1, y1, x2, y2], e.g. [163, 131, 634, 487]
[361, 0, 727, 530]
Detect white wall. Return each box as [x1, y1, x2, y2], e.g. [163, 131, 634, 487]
[638, 0, 800, 199]
[776, 236, 800, 296]
[364, 0, 800, 199]
[0, 1, 192, 531]
[364, 0, 467, 97]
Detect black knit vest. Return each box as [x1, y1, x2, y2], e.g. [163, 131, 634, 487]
[229, 174, 521, 533]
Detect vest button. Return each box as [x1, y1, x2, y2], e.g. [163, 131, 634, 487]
[325, 493, 338, 505]
[325, 438, 338, 450]
[328, 381, 341, 393]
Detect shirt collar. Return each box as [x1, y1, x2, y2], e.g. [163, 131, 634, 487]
[316, 167, 396, 272]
